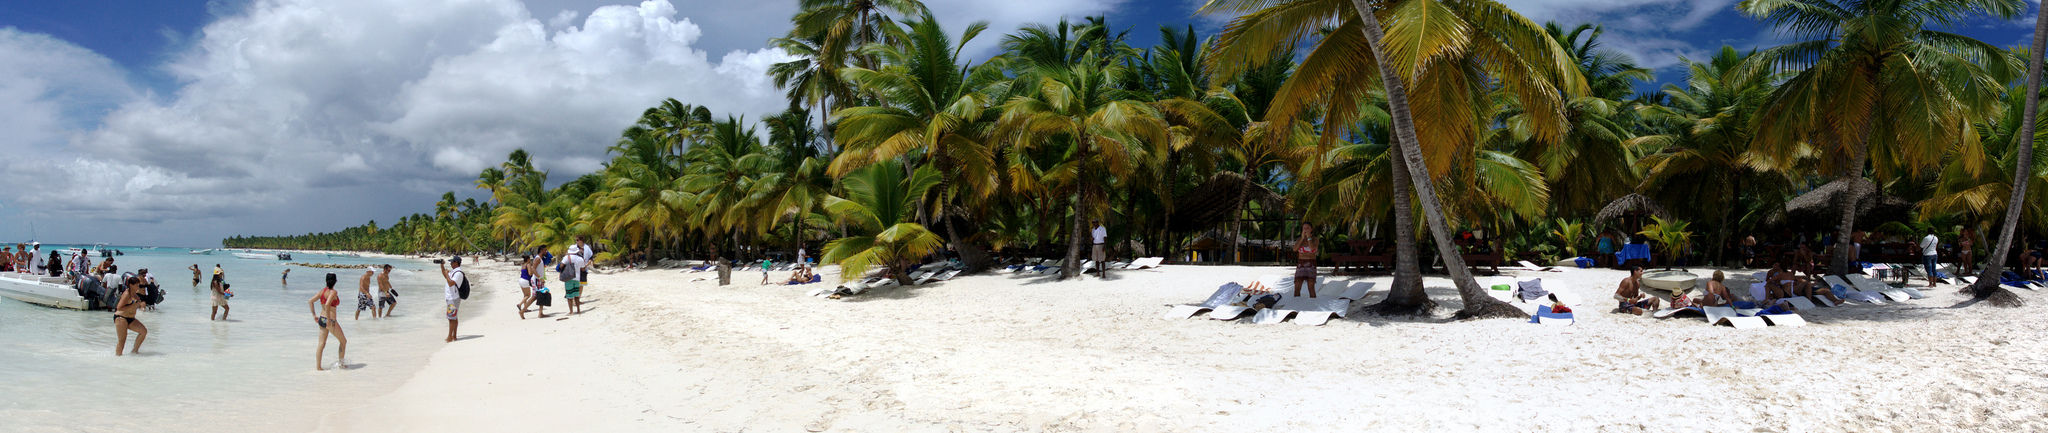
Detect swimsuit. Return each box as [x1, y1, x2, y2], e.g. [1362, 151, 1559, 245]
[114, 315, 140, 327]
[357, 293, 374, 311]
[316, 317, 329, 328]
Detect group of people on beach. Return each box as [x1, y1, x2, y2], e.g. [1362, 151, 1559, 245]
[512, 236, 596, 320]
[2, 243, 61, 277]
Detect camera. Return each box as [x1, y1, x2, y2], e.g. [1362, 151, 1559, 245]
[432, 259, 445, 264]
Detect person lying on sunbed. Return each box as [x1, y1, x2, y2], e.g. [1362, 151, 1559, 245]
[1798, 268, 1844, 305]
[786, 267, 813, 284]
[1615, 266, 1659, 315]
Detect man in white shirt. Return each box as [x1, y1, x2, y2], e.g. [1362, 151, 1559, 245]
[1920, 231, 1940, 288]
[562, 243, 587, 314]
[28, 244, 44, 276]
[440, 256, 466, 343]
[1090, 221, 1108, 279]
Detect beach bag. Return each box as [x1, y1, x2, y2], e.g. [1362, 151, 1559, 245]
[535, 291, 552, 307]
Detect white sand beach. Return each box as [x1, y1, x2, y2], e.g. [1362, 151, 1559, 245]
[317, 261, 2048, 432]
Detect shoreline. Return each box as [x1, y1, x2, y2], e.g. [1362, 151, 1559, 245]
[307, 261, 2048, 432]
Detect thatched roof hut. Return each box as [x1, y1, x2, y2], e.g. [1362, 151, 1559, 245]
[1768, 178, 1912, 230]
[1594, 193, 1671, 226]
[1167, 172, 1286, 233]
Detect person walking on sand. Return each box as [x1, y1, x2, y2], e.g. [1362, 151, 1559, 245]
[355, 269, 377, 320]
[1293, 222, 1318, 297]
[440, 257, 466, 342]
[517, 254, 536, 319]
[1091, 221, 1109, 279]
[1959, 226, 1978, 275]
[308, 273, 348, 370]
[1920, 229, 1941, 287]
[562, 249, 585, 314]
[759, 257, 773, 285]
[376, 264, 396, 317]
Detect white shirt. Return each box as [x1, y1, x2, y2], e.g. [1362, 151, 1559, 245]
[1091, 226, 1107, 244]
[575, 243, 594, 263]
[1921, 234, 1939, 256]
[796, 248, 807, 264]
[445, 267, 466, 302]
[28, 249, 43, 271]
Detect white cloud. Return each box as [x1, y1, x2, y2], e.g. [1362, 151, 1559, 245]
[0, 0, 1134, 245]
[1497, 0, 1739, 73]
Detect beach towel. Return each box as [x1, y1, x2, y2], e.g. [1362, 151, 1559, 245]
[1514, 279, 1548, 302]
[1528, 305, 1575, 325]
[1574, 257, 1594, 268]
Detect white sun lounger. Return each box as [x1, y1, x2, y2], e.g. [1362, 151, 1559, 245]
[1844, 274, 1915, 301]
[1703, 306, 1767, 329]
[1164, 283, 1246, 320]
[1821, 275, 1885, 304]
[1760, 313, 1807, 327]
[1124, 257, 1165, 269]
[1848, 273, 1927, 299]
[1514, 261, 1559, 272]
[1777, 297, 1817, 311]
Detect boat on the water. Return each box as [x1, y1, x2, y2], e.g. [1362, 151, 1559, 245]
[189, 249, 214, 255]
[232, 251, 291, 260]
[0, 272, 93, 310]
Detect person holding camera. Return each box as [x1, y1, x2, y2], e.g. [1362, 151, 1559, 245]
[438, 256, 466, 343]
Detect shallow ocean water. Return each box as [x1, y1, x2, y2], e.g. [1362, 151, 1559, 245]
[0, 246, 487, 432]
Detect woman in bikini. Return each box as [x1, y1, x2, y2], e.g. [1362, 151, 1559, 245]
[517, 254, 536, 319]
[1698, 271, 1732, 307]
[113, 276, 149, 356]
[1293, 223, 1318, 298]
[308, 273, 348, 370]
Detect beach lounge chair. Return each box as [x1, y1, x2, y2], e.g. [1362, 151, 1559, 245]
[1528, 305, 1575, 326]
[1163, 283, 1245, 320]
[915, 269, 962, 285]
[1845, 274, 1917, 301]
[1776, 297, 1817, 311]
[1821, 275, 1886, 304]
[1207, 276, 1290, 321]
[1514, 261, 1559, 272]
[1703, 306, 1767, 329]
[1124, 257, 1165, 269]
[1278, 281, 1373, 326]
[1759, 312, 1807, 327]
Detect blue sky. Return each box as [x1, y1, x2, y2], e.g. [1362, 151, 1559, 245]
[0, 0, 2039, 247]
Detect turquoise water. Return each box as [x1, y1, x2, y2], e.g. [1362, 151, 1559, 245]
[0, 246, 481, 432]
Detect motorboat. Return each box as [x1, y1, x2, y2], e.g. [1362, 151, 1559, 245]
[0, 272, 94, 310]
[233, 251, 291, 260]
[189, 249, 215, 255]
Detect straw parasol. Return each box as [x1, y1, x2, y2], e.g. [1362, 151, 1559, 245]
[1767, 178, 1914, 229]
[1594, 193, 1671, 226]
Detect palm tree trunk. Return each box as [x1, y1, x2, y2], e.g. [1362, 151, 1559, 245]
[1062, 186, 1088, 280]
[1829, 144, 1870, 276]
[1348, 0, 1520, 319]
[1967, 10, 2047, 307]
[1362, 133, 1433, 316]
[1229, 167, 1251, 264]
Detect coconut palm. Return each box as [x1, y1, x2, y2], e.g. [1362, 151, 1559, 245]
[820, 160, 947, 285]
[1967, 14, 2048, 304]
[998, 46, 1170, 279]
[680, 117, 769, 241]
[747, 107, 834, 252]
[1631, 46, 1790, 265]
[1202, 0, 1577, 318]
[830, 13, 1004, 271]
[1740, 0, 2023, 274]
[791, 0, 930, 72]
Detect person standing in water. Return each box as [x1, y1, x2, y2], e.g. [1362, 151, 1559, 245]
[376, 264, 396, 317]
[113, 276, 150, 356]
[209, 272, 231, 321]
[281, 268, 291, 287]
[440, 257, 466, 343]
[355, 269, 377, 320]
[189, 264, 201, 286]
[308, 273, 348, 370]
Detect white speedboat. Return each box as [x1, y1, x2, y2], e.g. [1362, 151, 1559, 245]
[0, 272, 91, 310]
[189, 249, 214, 255]
[232, 252, 274, 260]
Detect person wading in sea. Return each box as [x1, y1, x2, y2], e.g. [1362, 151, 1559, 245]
[356, 269, 378, 320]
[113, 276, 149, 356]
[376, 264, 396, 317]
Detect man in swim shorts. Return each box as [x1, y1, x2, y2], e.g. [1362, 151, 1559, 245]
[441, 257, 465, 343]
[376, 264, 396, 316]
[356, 268, 378, 319]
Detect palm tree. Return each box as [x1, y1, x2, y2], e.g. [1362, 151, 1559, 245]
[1203, 0, 1577, 318]
[1631, 46, 1788, 265]
[749, 107, 834, 254]
[791, 0, 929, 72]
[1739, 0, 2023, 275]
[680, 116, 768, 247]
[829, 13, 1004, 273]
[820, 160, 947, 285]
[476, 168, 506, 203]
[999, 45, 1170, 280]
[1967, 6, 2048, 304]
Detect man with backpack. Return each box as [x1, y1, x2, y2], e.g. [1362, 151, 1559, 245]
[440, 256, 468, 343]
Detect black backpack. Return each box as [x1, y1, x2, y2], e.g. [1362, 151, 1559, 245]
[457, 272, 470, 300]
[143, 283, 164, 305]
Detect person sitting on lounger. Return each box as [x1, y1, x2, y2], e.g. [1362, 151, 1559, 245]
[1798, 268, 1844, 305]
[1615, 266, 1659, 315]
[1699, 271, 1733, 307]
[1765, 262, 1799, 302]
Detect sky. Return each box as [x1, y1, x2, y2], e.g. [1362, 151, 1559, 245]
[0, 0, 2039, 248]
